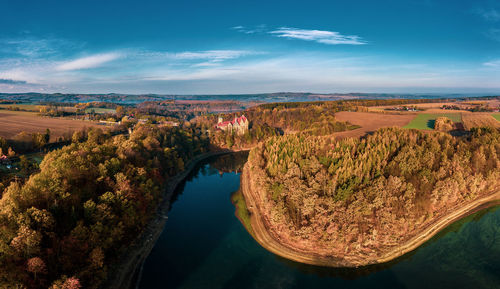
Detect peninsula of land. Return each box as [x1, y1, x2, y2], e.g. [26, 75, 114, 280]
[240, 127, 500, 267]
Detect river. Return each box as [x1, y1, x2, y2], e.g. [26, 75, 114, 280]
[138, 152, 500, 289]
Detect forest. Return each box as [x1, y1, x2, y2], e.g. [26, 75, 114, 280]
[194, 102, 361, 149]
[246, 127, 500, 261]
[0, 124, 209, 288]
[1, 96, 498, 287]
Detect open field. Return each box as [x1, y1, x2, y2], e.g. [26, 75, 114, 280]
[493, 113, 500, 122]
[403, 113, 462, 130]
[332, 111, 415, 139]
[371, 99, 500, 114]
[370, 102, 466, 113]
[0, 104, 42, 111]
[0, 104, 115, 114]
[84, 107, 116, 114]
[461, 113, 500, 130]
[0, 110, 100, 141]
[0, 104, 77, 113]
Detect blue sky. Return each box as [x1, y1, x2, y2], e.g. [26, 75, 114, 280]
[1, 0, 500, 94]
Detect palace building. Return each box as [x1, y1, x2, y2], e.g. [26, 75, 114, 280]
[215, 115, 249, 135]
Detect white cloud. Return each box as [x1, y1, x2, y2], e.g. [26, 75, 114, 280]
[474, 8, 500, 22]
[0, 38, 79, 58]
[136, 54, 500, 93]
[270, 27, 366, 45]
[56, 52, 122, 71]
[134, 49, 259, 67]
[485, 28, 500, 42]
[171, 50, 255, 61]
[231, 25, 267, 34]
[483, 59, 500, 67]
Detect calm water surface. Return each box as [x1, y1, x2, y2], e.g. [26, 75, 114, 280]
[138, 153, 500, 289]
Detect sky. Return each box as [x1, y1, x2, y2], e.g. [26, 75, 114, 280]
[0, 0, 500, 94]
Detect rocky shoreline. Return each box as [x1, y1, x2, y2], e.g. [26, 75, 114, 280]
[241, 158, 500, 267]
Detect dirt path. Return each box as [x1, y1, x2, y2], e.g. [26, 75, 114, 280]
[241, 160, 500, 267]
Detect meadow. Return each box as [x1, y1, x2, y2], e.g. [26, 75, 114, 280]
[84, 107, 116, 114]
[404, 113, 462, 130]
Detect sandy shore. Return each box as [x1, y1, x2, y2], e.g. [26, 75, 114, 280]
[105, 149, 246, 289]
[241, 160, 500, 267]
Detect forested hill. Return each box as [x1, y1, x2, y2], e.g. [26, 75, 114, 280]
[246, 127, 500, 264]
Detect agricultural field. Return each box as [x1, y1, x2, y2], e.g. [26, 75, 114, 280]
[0, 103, 115, 114]
[0, 103, 42, 112]
[332, 111, 415, 139]
[0, 110, 100, 141]
[404, 113, 462, 130]
[371, 99, 499, 114]
[84, 107, 116, 114]
[0, 103, 77, 113]
[461, 113, 500, 130]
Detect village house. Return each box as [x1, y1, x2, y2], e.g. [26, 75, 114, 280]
[215, 115, 249, 135]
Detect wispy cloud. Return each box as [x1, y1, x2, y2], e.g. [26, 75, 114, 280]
[484, 28, 500, 42]
[135, 49, 259, 67]
[483, 59, 500, 67]
[0, 78, 27, 84]
[56, 52, 122, 71]
[231, 25, 267, 34]
[232, 25, 367, 45]
[474, 8, 500, 22]
[0, 38, 81, 58]
[172, 50, 254, 61]
[109, 54, 500, 94]
[269, 27, 366, 45]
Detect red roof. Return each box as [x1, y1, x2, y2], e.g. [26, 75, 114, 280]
[217, 120, 232, 127]
[216, 115, 247, 129]
[234, 115, 247, 125]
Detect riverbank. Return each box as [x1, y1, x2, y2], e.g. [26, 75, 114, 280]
[105, 148, 249, 289]
[241, 159, 500, 267]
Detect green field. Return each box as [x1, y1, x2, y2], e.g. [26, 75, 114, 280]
[0, 104, 78, 113]
[404, 113, 462, 130]
[493, 113, 500, 122]
[0, 104, 41, 111]
[84, 107, 116, 114]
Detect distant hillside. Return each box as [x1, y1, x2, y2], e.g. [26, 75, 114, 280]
[0, 92, 497, 105]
